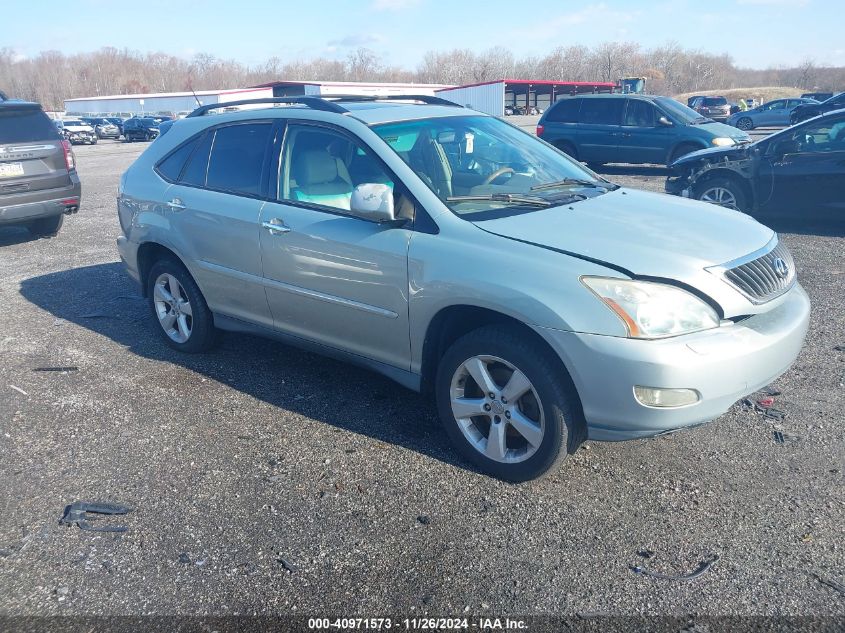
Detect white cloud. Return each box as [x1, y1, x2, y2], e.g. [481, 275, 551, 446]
[371, 0, 421, 11]
[327, 34, 384, 48]
[511, 3, 639, 41]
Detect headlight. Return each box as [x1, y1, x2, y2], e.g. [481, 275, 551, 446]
[581, 277, 719, 339]
[711, 137, 735, 147]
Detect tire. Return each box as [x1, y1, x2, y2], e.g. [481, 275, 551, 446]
[435, 324, 585, 482]
[736, 117, 753, 131]
[27, 214, 64, 238]
[669, 143, 700, 164]
[694, 176, 748, 212]
[554, 141, 578, 160]
[146, 258, 217, 353]
[91, 139, 97, 145]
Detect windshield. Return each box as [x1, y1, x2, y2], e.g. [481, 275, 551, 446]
[63, 120, 85, 126]
[703, 97, 727, 106]
[656, 98, 704, 124]
[371, 115, 611, 216]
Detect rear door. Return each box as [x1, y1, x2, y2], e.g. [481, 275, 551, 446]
[158, 121, 277, 327]
[0, 105, 70, 200]
[575, 98, 623, 163]
[617, 99, 670, 164]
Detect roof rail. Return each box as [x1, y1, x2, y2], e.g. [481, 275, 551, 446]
[186, 96, 347, 118]
[320, 94, 463, 107]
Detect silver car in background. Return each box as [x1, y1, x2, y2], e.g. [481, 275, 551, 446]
[728, 97, 819, 130]
[116, 96, 810, 481]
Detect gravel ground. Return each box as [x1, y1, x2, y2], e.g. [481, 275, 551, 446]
[0, 138, 843, 620]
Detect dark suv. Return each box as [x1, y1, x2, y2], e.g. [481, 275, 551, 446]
[537, 94, 749, 167]
[0, 99, 81, 237]
[123, 117, 161, 142]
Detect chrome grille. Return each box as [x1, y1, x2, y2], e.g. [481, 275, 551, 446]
[718, 241, 796, 304]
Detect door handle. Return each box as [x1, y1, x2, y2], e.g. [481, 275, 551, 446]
[262, 219, 291, 235]
[166, 198, 186, 211]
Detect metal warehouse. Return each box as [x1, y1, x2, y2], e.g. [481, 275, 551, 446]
[63, 87, 273, 116]
[250, 80, 454, 97]
[436, 79, 618, 116]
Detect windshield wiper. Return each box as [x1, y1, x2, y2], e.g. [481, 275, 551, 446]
[446, 193, 552, 207]
[530, 177, 603, 191]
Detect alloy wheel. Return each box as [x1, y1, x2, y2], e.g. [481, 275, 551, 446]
[449, 355, 545, 464]
[699, 186, 738, 210]
[737, 118, 752, 130]
[153, 273, 193, 343]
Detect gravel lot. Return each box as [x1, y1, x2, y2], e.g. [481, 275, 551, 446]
[1, 136, 843, 621]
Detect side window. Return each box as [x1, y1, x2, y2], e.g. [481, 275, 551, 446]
[622, 100, 655, 127]
[766, 100, 785, 111]
[156, 135, 201, 182]
[792, 118, 845, 152]
[180, 131, 214, 187]
[578, 99, 623, 125]
[205, 123, 273, 196]
[546, 98, 581, 123]
[280, 124, 394, 215]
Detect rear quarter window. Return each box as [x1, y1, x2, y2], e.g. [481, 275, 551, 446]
[545, 98, 581, 123]
[156, 135, 202, 182]
[0, 108, 61, 143]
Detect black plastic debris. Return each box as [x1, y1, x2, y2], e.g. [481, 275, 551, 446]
[178, 553, 191, 564]
[834, 345, 845, 352]
[630, 554, 719, 581]
[742, 397, 786, 420]
[813, 573, 845, 596]
[278, 557, 295, 573]
[59, 502, 132, 532]
[417, 515, 431, 525]
[636, 549, 655, 559]
[34, 366, 79, 372]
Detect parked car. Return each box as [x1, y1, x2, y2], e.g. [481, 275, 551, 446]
[61, 119, 98, 145]
[537, 94, 750, 167]
[801, 92, 833, 102]
[0, 100, 81, 237]
[116, 95, 809, 481]
[688, 96, 731, 122]
[123, 117, 160, 142]
[790, 92, 845, 124]
[81, 116, 121, 139]
[105, 117, 126, 134]
[727, 97, 819, 130]
[666, 109, 845, 218]
[686, 95, 704, 107]
[504, 106, 514, 116]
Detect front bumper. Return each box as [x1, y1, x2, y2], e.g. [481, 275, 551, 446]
[538, 283, 810, 441]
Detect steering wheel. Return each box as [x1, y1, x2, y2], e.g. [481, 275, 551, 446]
[482, 167, 515, 185]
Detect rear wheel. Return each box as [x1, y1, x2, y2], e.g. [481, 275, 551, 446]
[694, 176, 748, 212]
[146, 258, 217, 353]
[435, 324, 584, 482]
[736, 117, 753, 131]
[27, 214, 63, 237]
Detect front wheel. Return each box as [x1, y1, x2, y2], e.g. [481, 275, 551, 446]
[736, 117, 753, 131]
[435, 325, 584, 482]
[694, 176, 748, 212]
[146, 258, 217, 353]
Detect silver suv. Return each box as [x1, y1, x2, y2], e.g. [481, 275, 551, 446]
[117, 96, 810, 481]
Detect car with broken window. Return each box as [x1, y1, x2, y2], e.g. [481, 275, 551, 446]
[666, 108, 845, 218]
[117, 95, 809, 481]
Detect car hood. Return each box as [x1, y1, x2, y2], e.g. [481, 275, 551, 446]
[473, 187, 774, 315]
[670, 143, 751, 167]
[695, 120, 750, 141]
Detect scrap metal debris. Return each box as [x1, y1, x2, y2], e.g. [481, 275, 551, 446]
[34, 366, 79, 373]
[8, 385, 28, 396]
[59, 502, 132, 532]
[813, 573, 845, 596]
[630, 554, 719, 581]
[742, 397, 786, 420]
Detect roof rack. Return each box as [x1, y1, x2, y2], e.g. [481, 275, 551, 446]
[320, 94, 463, 107]
[185, 94, 462, 118]
[186, 96, 347, 118]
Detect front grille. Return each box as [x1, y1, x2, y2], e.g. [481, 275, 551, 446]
[719, 241, 796, 303]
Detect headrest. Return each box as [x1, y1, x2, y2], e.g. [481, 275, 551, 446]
[293, 150, 338, 186]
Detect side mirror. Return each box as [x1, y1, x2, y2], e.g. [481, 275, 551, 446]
[350, 183, 397, 223]
[657, 116, 673, 127]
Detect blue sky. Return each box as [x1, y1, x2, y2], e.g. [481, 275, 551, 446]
[2, 0, 841, 70]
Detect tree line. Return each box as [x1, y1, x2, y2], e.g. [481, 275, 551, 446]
[1, 42, 843, 111]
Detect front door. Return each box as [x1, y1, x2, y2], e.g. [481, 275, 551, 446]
[259, 122, 412, 370]
[617, 99, 671, 164]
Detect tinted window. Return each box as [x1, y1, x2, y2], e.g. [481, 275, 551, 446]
[157, 136, 201, 182]
[281, 124, 393, 214]
[546, 98, 581, 123]
[578, 99, 623, 125]
[180, 132, 213, 187]
[623, 100, 655, 127]
[205, 123, 273, 196]
[0, 109, 62, 142]
[702, 97, 727, 106]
